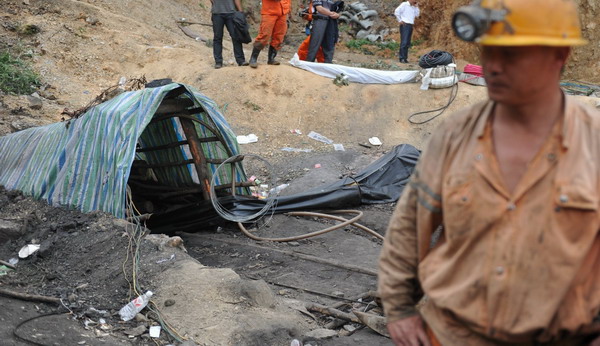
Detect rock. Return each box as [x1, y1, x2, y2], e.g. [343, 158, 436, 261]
[37, 239, 53, 257]
[0, 219, 23, 244]
[596, 100, 600, 109]
[332, 291, 345, 298]
[134, 313, 149, 322]
[343, 324, 357, 332]
[304, 328, 337, 339]
[123, 325, 146, 336]
[164, 299, 176, 307]
[27, 95, 43, 110]
[288, 241, 300, 247]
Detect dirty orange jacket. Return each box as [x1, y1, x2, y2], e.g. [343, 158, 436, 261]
[261, 0, 291, 16]
[378, 97, 600, 344]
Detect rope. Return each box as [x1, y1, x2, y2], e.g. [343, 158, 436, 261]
[418, 50, 454, 69]
[464, 64, 483, 76]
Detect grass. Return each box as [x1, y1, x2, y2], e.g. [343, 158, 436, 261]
[345, 39, 400, 54]
[0, 50, 40, 94]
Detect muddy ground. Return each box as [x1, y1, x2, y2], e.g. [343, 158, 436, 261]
[0, 148, 396, 346]
[1, 0, 600, 345]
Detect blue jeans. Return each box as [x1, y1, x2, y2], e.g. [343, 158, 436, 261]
[211, 13, 245, 65]
[399, 23, 413, 61]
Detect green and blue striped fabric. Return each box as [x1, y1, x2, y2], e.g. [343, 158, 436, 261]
[0, 83, 246, 218]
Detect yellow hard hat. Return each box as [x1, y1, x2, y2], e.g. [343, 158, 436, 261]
[452, 0, 588, 46]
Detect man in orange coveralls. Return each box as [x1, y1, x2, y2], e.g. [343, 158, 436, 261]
[378, 0, 600, 345]
[249, 0, 291, 68]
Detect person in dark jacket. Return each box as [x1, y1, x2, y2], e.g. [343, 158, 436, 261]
[305, 0, 342, 63]
[210, 0, 247, 69]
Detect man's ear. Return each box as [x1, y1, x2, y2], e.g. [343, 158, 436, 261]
[556, 47, 571, 67]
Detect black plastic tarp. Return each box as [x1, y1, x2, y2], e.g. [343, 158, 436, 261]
[147, 144, 420, 233]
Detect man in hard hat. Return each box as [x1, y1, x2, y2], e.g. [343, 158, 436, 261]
[249, 0, 291, 68]
[378, 0, 600, 345]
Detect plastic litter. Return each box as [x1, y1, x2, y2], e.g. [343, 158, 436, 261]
[18, 244, 41, 259]
[0, 265, 13, 275]
[149, 325, 161, 338]
[333, 143, 345, 151]
[291, 339, 302, 346]
[368, 137, 382, 146]
[281, 147, 312, 153]
[269, 183, 289, 195]
[236, 134, 258, 144]
[119, 291, 153, 321]
[307, 131, 334, 145]
[314, 163, 322, 168]
[8, 258, 18, 265]
[290, 129, 302, 134]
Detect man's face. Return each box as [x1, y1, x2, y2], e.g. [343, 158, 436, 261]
[481, 45, 567, 106]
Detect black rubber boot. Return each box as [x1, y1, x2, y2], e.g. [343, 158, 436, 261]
[249, 47, 261, 68]
[267, 46, 280, 65]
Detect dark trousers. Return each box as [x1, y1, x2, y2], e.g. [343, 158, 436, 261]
[306, 17, 336, 63]
[399, 23, 413, 61]
[211, 13, 245, 65]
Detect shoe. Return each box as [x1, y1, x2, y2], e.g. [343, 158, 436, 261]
[267, 46, 280, 65]
[400, 59, 408, 63]
[240, 62, 249, 66]
[215, 63, 223, 69]
[249, 47, 261, 68]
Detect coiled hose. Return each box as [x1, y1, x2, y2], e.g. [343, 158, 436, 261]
[418, 50, 454, 68]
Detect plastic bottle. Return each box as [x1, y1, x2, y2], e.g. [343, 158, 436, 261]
[119, 291, 153, 321]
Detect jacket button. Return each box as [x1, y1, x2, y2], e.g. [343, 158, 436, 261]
[559, 195, 569, 203]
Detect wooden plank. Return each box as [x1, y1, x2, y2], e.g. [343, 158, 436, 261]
[179, 118, 211, 200]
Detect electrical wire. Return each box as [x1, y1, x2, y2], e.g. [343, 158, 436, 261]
[408, 82, 459, 125]
[210, 154, 278, 222]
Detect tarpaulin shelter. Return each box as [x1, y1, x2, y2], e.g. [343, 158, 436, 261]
[0, 83, 249, 218]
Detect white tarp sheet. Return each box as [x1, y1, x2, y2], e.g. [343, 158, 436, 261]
[288, 53, 419, 84]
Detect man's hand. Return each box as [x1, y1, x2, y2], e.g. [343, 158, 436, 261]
[387, 315, 432, 346]
[399, 20, 405, 26]
[330, 12, 340, 19]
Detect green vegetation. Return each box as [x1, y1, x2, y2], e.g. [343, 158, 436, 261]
[345, 39, 400, 54]
[0, 50, 40, 94]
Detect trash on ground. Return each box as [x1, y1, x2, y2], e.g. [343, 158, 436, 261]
[156, 254, 176, 264]
[0, 265, 14, 275]
[18, 244, 41, 259]
[119, 291, 153, 321]
[333, 143, 345, 151]
[8, 258, 19, 265]
[290, 129, 302, 134]
[333, 73, 350, 86]
[368, 137, 382, 146]
[269, 183, 289, 195]
[314, 164, 322, 168]
[308, 131, 334, 144]
[236, 134, 258, 144]
[149, 325, 161, 338]
[281, 147, 312, 152]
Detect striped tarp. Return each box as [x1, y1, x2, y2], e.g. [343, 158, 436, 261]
[0, 83, 246, 218]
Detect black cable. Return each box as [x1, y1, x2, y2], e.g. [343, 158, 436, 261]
[13, 311, 70, 346]
[418, 50, 454, 69]
[408, 82, 459, 125]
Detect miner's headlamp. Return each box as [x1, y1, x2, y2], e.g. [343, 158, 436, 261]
[451, 0, 508, 42]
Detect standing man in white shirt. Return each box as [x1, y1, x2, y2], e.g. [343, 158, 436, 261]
[394, 0, 420, 63]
